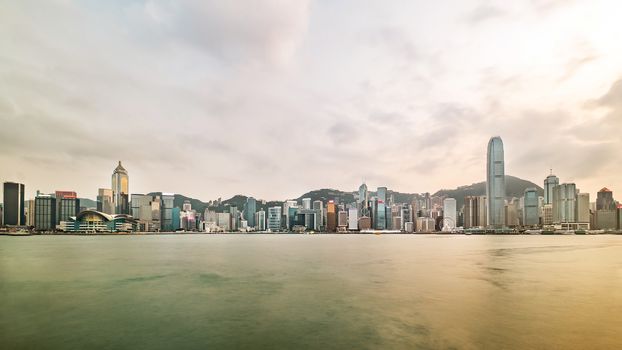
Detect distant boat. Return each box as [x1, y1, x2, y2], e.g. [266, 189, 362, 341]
[525, 229, 542, 235]
[574, 229, 587, 235]
[588, 229, 605, 235]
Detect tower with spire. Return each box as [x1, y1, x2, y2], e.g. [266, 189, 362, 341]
[112, 161, 129, 214]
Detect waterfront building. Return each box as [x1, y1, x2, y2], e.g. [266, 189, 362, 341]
[416, 217, 436, 232]
[97, 188, 114, 214]
[171, 207, 181, 230]
[400, 205, 413, 231]
[283, 200, 298, 231]
[255, 210, 266, 231]
[404, 221, 414, 233]
[327, 201, 338, 232]
[464, 196, 482, 228]
[577, 193, 590, 224]
[552, 183, 577, 224]
[160, 193, 175, 231]
[57, 210, 136, 232]
[542, 204, 553, 225]
[523, 188, 539, 226]
[348, 208, 358, 230]
[267, 206, 281, 232]
[3, 182, 25, 226]
[312, 200, 324, 229]
[543, 172, 559, 205]
[58, 197, 80, 224]
[358, 216, 371, 230]
[217, 212, 231, 231]
[0, 204, 3, 226]
[34, 195, 56, 231]
[593, 209, 617, 230]
[229, 206, 239, 230]
[596, 188, 615, 210]
[243, 197, 256, 228]
[337, 210, 348, 232]
[131, 194, 161, 231]
[24, 199, 35, 227]
[442, 198, 457, 231]
[486, 136, 506, 228]
[296, 209, 318, 230]
[505, 198, 520, 227]
[375, 200, 386, 230]
[111, 161, 129, 214]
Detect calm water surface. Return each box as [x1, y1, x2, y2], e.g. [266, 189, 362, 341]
[1, 234, 621, 349]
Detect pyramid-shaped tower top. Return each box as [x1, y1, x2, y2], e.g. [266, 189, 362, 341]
[599, 187, 612, 193]
[114, 161, 127, 174]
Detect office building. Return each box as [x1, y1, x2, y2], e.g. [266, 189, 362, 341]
[416, 217, 436, 232]
[596, 188, 615, 210]
[505, 198, 520, 227]
[97, 188, 114, 214]
[161, 193, 175, 231]
[25, 199, 35, 227]
[3, 182, 25, 226]
[243, 197, 256, 228]
[337, 210, 348, 231]
[255, 210, 266, 231]
[111, 161, 129, 214]
[552, 183, 577, 224]
[302, 198, 311, 210]
[131, 194, 161, 231]
[35, 195, 56, 231]
[486, 136, 506, 228]
[577, 193, 590, 224]
[327, 200, 337, 232]
[523, 188, 539, 226]
[348, 208, 358, 230]
[58, 197, 80, 224]
[267, 206, 281, 231]
[377, 187, 387, 203]
[442, 198, 457, 231]
[543, 172, 559, 205]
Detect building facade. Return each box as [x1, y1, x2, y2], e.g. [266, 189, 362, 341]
[486, 136, 506, 228]
[3, 182, 25, 226]
[111, 161, 129, 214]
[35, 195, 56, 231]
[523, 188, 539, 226]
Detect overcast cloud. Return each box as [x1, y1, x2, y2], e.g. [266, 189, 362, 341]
[1, 0, 621, 201]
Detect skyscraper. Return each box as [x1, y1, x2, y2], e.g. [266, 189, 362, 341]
[543, 172, 559, 205]
[486, 136, 506, 228]
[552, 183, 577, 224]
[244, 197, 257, 228]
[267, 206, 281, 231]
[3, 182, 25, 226]
[111, 161, 129, 214]
[442, 198, 457, 231]
[523, 188, 539, 226]
[327, 200, 337, 232]
[160, 193, 175, 231]
[97, 188, 113, 214]
[377, 187, 387, 203]
[596, 188, 615, 210]
[35, 194, 56, 231]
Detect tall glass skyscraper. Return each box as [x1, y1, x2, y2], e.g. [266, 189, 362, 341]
[244, 197, 257, 228]
[111, 161, 129, 214]
[543, 172, 559, 205]
[486, 136, 506, 228]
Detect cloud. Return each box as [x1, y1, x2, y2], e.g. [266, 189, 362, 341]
[466, 4, 507, 24]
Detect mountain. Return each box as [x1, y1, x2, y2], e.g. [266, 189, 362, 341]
[78, 198, 97, 209]
[433, 175, 543, 208]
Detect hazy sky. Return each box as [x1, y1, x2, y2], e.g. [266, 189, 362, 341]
[1, 0, 621, 201]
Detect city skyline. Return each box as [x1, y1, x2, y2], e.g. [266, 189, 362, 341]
[1, 1, 622, 200]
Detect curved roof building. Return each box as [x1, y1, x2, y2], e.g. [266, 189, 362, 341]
[486, 136, 506, 228]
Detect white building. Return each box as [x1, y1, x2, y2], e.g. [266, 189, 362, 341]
[348, 208, 358, 230]
[442, 198, 457, 231]
[267, 206, 281, 232]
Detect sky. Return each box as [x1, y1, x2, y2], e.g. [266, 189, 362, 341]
[1, 0, 621, 202]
